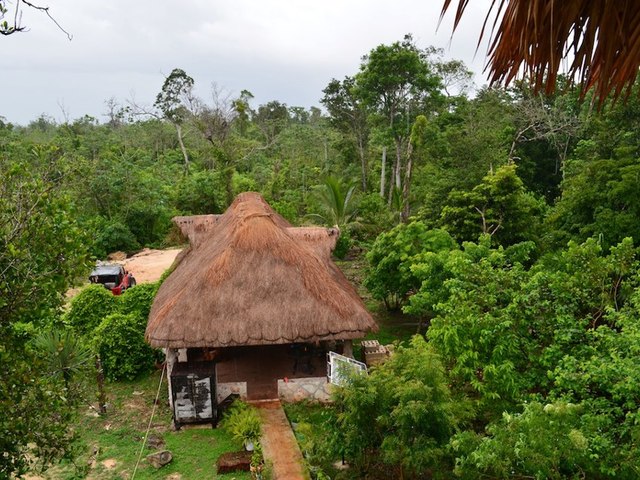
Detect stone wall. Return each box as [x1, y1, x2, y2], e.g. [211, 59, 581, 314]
[277, 377, 331, 402]
[216, 381, 247, 403]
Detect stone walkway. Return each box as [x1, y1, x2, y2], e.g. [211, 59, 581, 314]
[254, 400, 308, 480]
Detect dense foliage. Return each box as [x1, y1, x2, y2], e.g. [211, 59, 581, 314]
[3, 33, 640, 478]
[93, 312, 157, 381]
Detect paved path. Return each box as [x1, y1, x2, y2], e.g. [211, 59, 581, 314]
[254, 400, 308, 480]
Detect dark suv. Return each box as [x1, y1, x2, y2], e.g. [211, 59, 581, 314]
[89, 264, 136, 295]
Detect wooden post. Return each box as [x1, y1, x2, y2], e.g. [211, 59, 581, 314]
[96, 356, 107, 415]
[343, 340, 354, 359]
[165, 348, 178, 413]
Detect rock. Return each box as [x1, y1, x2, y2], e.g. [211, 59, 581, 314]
[108, 251, 127, 261]
[146, 450, 173, 469]
[87, 444, 100, 469]
[146, 433, 165, 450]
[101, 459, 117, 470]
[216, 451, 251, 474]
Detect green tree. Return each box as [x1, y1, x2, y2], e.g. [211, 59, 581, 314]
[322, 76, 371, 190]
[0, 154, 89, 328]
[0, 153, 89, 477]
[364, 222, 455, 310]
[154, 68, 195, 172]
[356, 34, 441, 209]
[453, 402, 591, 479]
[440, 163, 544, 247]
[333, 336, 459, 478]
[546, 152, 640, 250]
[311, 176, 357, 229]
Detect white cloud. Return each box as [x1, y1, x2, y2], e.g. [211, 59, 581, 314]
[2, 0, 492, 125]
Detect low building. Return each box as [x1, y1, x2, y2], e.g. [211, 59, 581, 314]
[145, 192, 376, 426]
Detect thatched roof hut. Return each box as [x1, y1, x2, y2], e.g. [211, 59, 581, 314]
[146, 192, 376, 349]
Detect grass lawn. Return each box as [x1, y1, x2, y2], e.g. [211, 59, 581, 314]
[34, 370, 251, 480]
[283, 402, 341, 480]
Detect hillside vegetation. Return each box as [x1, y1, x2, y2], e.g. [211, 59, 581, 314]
[3, 34, 640, 479]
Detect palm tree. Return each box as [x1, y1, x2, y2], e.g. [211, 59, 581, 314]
[311, 176, 357, 229]
[33, 328, 93, 389]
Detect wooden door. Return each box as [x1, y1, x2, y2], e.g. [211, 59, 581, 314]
[246, 378, 278, 400]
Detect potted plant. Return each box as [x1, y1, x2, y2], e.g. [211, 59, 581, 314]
[223, 401, 262, 451]
[233, 412, 261, 451]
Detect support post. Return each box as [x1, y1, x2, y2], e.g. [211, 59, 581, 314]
[343, 340, 354, 359]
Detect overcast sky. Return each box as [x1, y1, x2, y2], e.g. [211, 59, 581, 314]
[3, 0, 492, 125]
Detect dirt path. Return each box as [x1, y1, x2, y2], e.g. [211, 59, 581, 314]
[254, 400, 308, 480]
[121, 247, 183, 283]
[67, 248, 183, 299]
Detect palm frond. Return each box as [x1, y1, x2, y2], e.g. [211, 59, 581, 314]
[442, 0, 640, 104]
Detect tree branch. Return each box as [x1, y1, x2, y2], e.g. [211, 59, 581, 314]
[1, 0, 72, 40]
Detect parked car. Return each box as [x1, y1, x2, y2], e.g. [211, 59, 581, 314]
[89, 264, 136, 295]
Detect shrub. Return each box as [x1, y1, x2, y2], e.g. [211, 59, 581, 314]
[353, 192, 395, 241]
[222, 400, 262, 447]
[332, 336, 459, 476]
[118, 282, 159, 324]
[65, 284, 117, 335]
[93, 312, 156, 381]
[93, 219, 140, 257]
[333, 229, 352, 260]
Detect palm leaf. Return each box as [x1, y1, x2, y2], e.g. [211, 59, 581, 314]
[442, 0, 640, 104]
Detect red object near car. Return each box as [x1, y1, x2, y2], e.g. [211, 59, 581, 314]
[89, 264, 137, 295]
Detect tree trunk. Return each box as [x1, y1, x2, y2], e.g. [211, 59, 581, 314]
[224, 167, 234, 206]
[176, 123, 189, 173]
[323, 137, 329, 170]
[380, 147, 387, 198]
[96, 356, 107, 415]
[401, 144, 414, 223]
[395, 141, 402, 190]
[388, 139, 402, 206]
[387, 154, 397, 206]
[358, 136, 367, 191]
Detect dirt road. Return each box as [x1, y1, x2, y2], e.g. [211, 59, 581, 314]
[121, 247, 183, 283]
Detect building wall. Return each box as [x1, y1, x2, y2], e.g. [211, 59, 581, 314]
[278, 377, 332, 402]
[216, 381, 248, 403]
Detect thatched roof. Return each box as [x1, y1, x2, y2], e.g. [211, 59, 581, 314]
[146, 192, 376, 348]
[442, 0, 640, 102]
[173, 214, 221, 248]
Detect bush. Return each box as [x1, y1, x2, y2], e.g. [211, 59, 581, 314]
[332, 336, 459, 476]
[353, 192, 395, 241]
[65, 284, 118, 335]
[93, 219, 140, 257]
[118, 282, 159, 323]
[333, 230, 352, 259]
[222, 400, 262, 447]
[93, 312, 156, 381]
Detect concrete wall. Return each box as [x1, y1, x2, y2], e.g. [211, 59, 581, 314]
[216, 381, 247, 403]
[277, 377, 331, 402]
